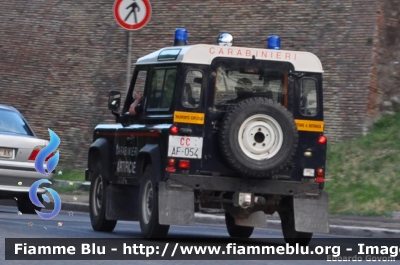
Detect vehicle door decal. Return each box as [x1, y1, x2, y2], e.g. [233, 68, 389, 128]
[173, 111, 205, 124]
[294, 119, 324, 132]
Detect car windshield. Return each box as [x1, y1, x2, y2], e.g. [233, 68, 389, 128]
[0, 109, 33, 136]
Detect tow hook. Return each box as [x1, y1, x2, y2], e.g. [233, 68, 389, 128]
[233, 192, 253, 208]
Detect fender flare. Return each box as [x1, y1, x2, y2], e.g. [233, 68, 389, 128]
[136, 144, 162, 183]
[87, 138, 110, 181]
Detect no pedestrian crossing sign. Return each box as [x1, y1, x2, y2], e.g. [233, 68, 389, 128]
[113, 0, 152, 30]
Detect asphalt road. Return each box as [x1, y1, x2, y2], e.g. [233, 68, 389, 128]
[1, 206, 399, 265]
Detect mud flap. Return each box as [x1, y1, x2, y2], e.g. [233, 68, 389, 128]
[106, 184, 140, 221]
[158, 181, 195, 226]
[235, 211, 268, 228]
[293, 191, 329, 233]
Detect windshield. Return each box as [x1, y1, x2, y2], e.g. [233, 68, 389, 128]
[214, 64, 286, 106]
[0, 109, 34, 136]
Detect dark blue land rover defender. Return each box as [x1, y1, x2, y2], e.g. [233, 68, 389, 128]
[86, 30, 329, 245]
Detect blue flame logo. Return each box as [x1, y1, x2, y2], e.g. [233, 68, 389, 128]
[29, 129, 62, 219]
[29, 179, 62, 219]
[34, 129, 60, 176]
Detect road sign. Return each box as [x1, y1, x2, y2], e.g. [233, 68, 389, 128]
[114, 0, 152, 30]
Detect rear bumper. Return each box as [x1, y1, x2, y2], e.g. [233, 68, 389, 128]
[0, 160, 54, 196]
[169, 174, 320, 196]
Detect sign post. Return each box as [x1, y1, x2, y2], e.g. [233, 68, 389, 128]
[113, 0, 152, 91]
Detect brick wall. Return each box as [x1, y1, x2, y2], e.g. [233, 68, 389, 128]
[366, 0, 400, 129]
[0, 0, 386, 170]
[0, 1, 124, 170]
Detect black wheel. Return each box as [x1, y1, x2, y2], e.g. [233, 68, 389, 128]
[17, 194, 41, 214]
[278, 197, 313, 246]
[219, 97, 298, 178]
[89, 161, 117, 232]
[225, 212, 254, 238]
[139, 164, 169, 238]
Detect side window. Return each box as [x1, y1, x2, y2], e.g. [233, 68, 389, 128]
[134, 71, 147, 95]
[124, 70, 147, 113]
[183, 70, 202, 108]
[147, 68, 177, 111]
[300, 78, 318, 116]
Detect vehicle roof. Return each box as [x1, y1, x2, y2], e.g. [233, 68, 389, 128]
[0, 104, 36, 137]
[0, 104, 18, 112]
[136, 44, 323, 73]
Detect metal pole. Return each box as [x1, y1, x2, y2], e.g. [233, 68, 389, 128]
[127, 31, 132, 92]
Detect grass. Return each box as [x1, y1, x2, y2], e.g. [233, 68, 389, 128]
[52, 170, 85, 194]
[325, 112, 400, 216]
[54, 170, 85, 182]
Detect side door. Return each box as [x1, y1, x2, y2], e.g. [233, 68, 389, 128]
[112, 69, 148, 184]
[136, 66, 178, 179]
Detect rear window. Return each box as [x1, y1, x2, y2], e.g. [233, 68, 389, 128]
[214, 64, 286, 106]
[300, 78, 318, 116]
[0, 109, 33, 136]
[182, 70, 202, 108]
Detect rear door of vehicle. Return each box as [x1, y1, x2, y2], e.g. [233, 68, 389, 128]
[202, 58, 295, 177]
[291, 72, 326, 181]
[111, 69, 148, 184]
[167, 64, 208, 175]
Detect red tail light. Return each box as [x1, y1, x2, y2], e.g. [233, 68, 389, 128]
[315, 168, 324, 183]
[166, 159, 176, 173]
[170, 125, 179, 134]
[315, 177, 324, 183]
[318, 135, 327, 144]
[179, 160, 190, 169]
[28, 147, 41, 161]
[45, 152, 54, 162]
[166, 167, 176, 173]
[28, 146, 54, 161]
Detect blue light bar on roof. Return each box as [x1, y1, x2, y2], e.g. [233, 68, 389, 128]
[174, 28, 188, 46]
[267, 35, 281, 50]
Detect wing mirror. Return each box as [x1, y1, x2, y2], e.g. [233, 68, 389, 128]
[108, 91, 121, 112]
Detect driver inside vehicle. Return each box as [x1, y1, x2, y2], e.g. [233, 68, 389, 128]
[129, 91, 143, 115]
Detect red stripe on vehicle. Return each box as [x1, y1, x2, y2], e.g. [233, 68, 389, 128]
[97, 132, 159, 137]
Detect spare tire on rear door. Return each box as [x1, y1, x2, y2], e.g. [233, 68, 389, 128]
[219, 97, 298, 178]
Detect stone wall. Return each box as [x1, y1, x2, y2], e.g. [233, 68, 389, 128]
[0, 0, 386, 170]
[0, 1, 124, 170]
[366, 0, 400, 130]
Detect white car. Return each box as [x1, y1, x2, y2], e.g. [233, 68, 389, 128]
[0, 104, 54, 213]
